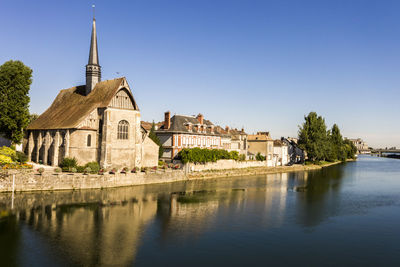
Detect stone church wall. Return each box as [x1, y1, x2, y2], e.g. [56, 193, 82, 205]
[142, 136, 159, 167]
[101, 108, 141, 169]
[69, 129, 98, 165]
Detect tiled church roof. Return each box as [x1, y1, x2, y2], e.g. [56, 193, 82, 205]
[28, 77, 134, 130]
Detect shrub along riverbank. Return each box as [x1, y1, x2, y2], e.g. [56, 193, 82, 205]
[178, 148, 241, 164]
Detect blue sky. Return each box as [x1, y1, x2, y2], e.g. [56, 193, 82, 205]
[1, 0, 399, 148]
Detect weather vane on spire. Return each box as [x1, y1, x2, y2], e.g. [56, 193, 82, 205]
[92, 4, 95, 19]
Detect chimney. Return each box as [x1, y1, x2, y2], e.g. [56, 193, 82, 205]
[197, 114, 204, 124]
[225, 126, 229, 132]
[164, 111, 171, 130]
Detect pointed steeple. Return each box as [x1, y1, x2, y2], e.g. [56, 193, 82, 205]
[85, 6, 101, 95]
[88, 18, 99, 65]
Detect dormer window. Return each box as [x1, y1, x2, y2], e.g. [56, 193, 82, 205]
[185, 123, 193, 132]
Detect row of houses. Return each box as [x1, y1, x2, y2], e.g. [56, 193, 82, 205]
[142, 112, 305, 166]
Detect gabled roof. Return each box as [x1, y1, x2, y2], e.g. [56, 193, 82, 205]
[28, 77, 137, 130]
[157, 114, 220, 135]
[141, 121, 163, 131]
[273, 140, 286, 146]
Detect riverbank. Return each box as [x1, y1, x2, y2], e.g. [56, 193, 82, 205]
[0, 160, 350, 193]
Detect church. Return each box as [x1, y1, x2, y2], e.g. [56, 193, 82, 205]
[26, 16, 158, 169]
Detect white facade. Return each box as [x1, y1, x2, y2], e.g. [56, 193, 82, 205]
[273, 144, 289, 166]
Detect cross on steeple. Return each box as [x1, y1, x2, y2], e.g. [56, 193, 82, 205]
[85, 5, 101, 95]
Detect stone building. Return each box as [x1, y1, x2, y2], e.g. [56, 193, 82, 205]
[214, 126, 248, 156]
[348, 138, 370, 154]
[155, 112, 224, 161]
[25, 16, 158, 168]
[247, 132, 274, 166]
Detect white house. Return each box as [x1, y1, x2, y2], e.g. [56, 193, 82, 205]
[273, 140, 289, 166]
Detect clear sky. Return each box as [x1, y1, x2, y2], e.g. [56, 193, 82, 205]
[1, 0, 399, 148]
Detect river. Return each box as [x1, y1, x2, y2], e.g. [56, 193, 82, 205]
[0, 155, 399, 266]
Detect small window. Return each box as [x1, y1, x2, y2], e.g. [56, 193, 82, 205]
[87, 134, 91, 147]
[118, 120, 129, 139]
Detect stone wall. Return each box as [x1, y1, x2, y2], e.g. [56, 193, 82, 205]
[188, 159, 267, 172]
[141, 136, 159, 167]
[0, 169, 186, 193]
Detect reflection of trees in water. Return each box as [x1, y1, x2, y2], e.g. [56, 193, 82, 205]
[294, 165, 345, 227]
[0, 215, 20, 267]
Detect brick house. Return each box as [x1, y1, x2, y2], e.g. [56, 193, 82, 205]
[155, 112, 224, 161]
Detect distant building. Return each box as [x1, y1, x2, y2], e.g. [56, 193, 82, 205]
[348, 138, 370, 154]
[156, 112, 224, 161]
[247, 132, 274, 167]
[281, 137, 305, 164]
[273, 140, 289, 166]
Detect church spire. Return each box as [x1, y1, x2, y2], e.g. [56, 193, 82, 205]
[85, 5, 101, 95]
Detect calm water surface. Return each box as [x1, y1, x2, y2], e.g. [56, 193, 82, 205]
[1, 155, 400, 266]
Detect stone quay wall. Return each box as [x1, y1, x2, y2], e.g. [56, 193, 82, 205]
[188, 159, 267, 172]
[0, 169, 187, 193]
[0, 160, 347, 193]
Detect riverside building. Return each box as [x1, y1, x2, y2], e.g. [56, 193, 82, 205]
[156, 112, 224, 161]
[25, 14, 158, 168]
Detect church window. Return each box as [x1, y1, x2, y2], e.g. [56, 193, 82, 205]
[118, 120, 129, 139]
[87, 134, 91, 147]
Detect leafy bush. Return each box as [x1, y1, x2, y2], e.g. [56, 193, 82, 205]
[70, 167, 77, 173]
[84, 161, 100, 173]
[239, 154, 246, 161]
[54, 167, 62, 173]
[84, 167, 91, 174]
[0, 155, 13, 165]
[16, 152, 28, 163]
[0, 146, 16, 161]
[158, 160, 165, 167]
[256, 153, 266, 161]
[60, 157, 77, 169]
[37, 167, 45, 175]
[178, 148, 242, 164]
[76, 166, 85, 173]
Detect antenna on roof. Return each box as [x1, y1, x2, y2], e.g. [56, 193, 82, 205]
[92, 4, 95, 19]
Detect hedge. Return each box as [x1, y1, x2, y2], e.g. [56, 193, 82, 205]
[178, 148, 239, 164]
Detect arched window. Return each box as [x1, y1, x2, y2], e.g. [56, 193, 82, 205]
[118, 120, 129, 140]
[87, 134, 91, 147]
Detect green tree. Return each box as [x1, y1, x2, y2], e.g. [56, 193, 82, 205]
[149, 121, 164, 159]
[344, 139, 357, 159]
[298, 112, 328, 162]
[328, 124, 346, 161]
[28, 113, 39, 124]
[0, 60, 32, 144]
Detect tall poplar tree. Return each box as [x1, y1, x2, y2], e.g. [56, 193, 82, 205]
[298, 112, 328, 162]
[0, 60, 32, 144]
[329, 124, 346, 161]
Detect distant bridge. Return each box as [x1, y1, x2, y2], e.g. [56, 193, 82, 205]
[370, 149, 400, 155]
